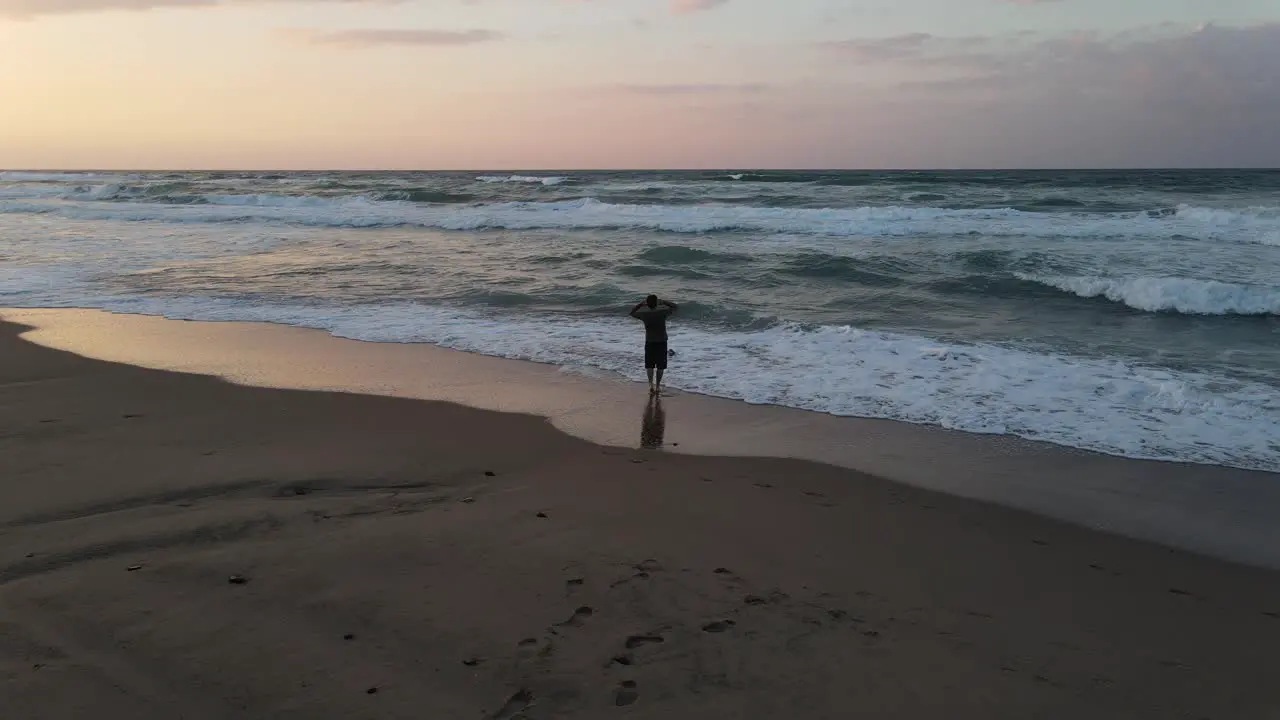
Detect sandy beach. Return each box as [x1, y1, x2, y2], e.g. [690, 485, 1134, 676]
[4, 313, 1280, 719]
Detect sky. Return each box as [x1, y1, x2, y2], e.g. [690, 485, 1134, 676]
[0, 0, 1277, 169]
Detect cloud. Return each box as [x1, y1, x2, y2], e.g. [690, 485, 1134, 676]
[904, 22, 1280, 107]
[669, 0, 728, 14]
[805, 22, 1280, 166]
[610, 82, 767, 95]
[0, 0, 732, 20]
[0, 0, 399, 19]
[289, 28, 503, 47]
[822, 33, 936, 63]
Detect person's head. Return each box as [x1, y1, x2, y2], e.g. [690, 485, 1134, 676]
[646, 294, 658, 309]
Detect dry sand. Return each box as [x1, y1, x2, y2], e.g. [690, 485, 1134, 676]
[3, 316, 1280, 719]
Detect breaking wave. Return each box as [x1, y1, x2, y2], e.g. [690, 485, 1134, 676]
[475, 175, 570, 186]
[1019, 274, 1280, 316]
[1, 194, 1278, 244]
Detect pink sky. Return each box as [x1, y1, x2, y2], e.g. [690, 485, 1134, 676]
[1, 0, 1277, 169]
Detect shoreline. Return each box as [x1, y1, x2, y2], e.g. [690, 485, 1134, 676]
[6, 306, 1280, 571]
[3, 313, 1280, 718]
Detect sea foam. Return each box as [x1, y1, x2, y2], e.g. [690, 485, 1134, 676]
[2, 195, 1278, 245]
[4, 290, 1275, 473]
[475, 175, 570, 186]
[1020, 274, 1280, 316]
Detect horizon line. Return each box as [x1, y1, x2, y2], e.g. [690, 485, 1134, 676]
[5, 167, 1280, 173]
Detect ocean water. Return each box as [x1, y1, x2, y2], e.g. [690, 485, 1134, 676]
[1, 169, 1278, 471]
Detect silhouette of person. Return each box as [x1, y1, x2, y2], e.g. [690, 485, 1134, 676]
[629, 295, 679, 394]
[640, 393, 666, 449]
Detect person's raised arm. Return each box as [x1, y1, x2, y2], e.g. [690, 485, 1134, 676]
[660, 299, 679, 313]
[629, 300, 647, 319]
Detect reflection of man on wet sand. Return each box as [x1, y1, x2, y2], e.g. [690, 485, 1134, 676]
[640, 394, 666, 449]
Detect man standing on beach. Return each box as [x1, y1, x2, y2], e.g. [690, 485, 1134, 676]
[630, 295, 678, 393]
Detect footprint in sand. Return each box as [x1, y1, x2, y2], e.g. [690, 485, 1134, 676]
[560, 606, 594, 628]
[742, 590, 789, 607]
[702, 620, 736, 633]
[614, 680, 639, 707]
[610, 571, 651, 588]
[625, 634, 665, 650]
[827, 609, 863, 623]
[713, 567, 746, 585]
[491, 689, 534, 719]
[516, 638, 547, 659]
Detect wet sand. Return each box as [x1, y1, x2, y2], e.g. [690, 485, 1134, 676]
[10, 308, 1280, 570]
[3, 313, 1280, 719]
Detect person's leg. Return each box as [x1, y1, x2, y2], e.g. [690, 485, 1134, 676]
[654, 342, 668, 391]
[645, 343, 660, 391]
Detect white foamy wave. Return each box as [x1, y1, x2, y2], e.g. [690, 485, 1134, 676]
[2, 194, 1278, 244]
[0, 265, 88, 299]
[1021, 274, 1280, 316]
[0, 197, 1225, 239]
[55, 185, 367, 207]
[1174, 205, 1280, 245]
[66, 183, 130, 201]
[1174, 204, 1280, 224]
[0, 171, 123, 182]
[201, 193, 382, 208]
[8, 292, 1278, 472]
[0, 184, 68, 200]
[476, 175, 569, 186]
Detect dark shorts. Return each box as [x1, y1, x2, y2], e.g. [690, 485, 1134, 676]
[644, 341, 668, 370]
